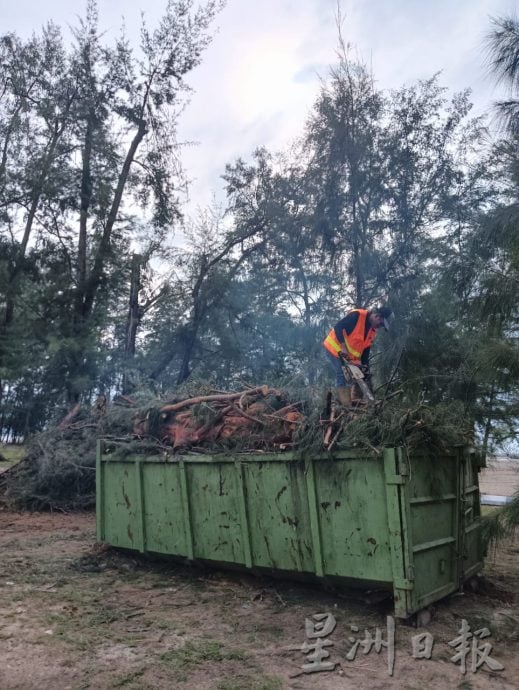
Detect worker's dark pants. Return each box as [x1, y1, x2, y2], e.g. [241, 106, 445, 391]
[323, 348, 350, 388]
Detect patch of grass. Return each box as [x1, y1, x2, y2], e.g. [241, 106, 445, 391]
[53, 631, 92, 652]
[259, 625, 284, 640]
[111, 668, 146, 687]
[86, 606, 124, 626]
[72, 679, 94, 690]
[246, 624, 285, 644]
[215, 675, 283, 690]
[32, 599, 131, 651]
[457, 682, 473, 690]
[0, 444, 26, 463]
[160, 639, 247, 670]
[481, 506, 502, 517]
[225, 649, 247, 661]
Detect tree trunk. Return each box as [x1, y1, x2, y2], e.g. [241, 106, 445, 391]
[3, 114, 69, 328]
[122, 254, 142, 394]
[482, 383, 496, 458]
[79, 118, 147, 320]
[76, 110, 94, 316]
[125, 254, 142, 359]
[63, 119, 146, 402]
[176, 326, 199, 385]
[0, 102, 23, 191]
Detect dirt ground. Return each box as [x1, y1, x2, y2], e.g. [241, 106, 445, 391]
[0, 511, 518, 690]
[480, 458, 519, 497]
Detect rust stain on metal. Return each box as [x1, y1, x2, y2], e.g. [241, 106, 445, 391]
[127, 526, 134, 542]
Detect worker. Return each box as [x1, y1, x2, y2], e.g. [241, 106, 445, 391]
[322, 306, 392, 406]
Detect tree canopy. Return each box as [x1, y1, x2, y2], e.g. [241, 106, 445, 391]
[0, 5, 517, 458]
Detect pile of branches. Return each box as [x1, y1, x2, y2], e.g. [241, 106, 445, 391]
[0, 396, 134, 511]
[0, 384, 306, 510]
[134, 384, 304, 452]
[324, 397, 475, 456]
[0, 382, 475, 511]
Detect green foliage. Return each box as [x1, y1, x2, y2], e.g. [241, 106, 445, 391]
[1, 382, 476, 511]
[487, 15, 519, 134]
[0, 399, 138, 509]
[0, 1, 222, 434]
[481, 490, 519, 548]
[1, 11, 518, 471]
[160, 640, 246, 669]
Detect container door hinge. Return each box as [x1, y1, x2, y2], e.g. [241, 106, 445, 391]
[394, 578, 414, 591]
[386, 475, 406, 485]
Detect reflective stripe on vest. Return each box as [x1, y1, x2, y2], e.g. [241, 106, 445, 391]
[323, 309, 377, 364]
[323, 329, 343, 356]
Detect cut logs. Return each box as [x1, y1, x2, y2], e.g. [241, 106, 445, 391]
[133, 386, 306, 451]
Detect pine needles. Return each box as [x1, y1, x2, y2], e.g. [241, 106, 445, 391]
[0, 384, 477, 511]
[482, 489, 519, 550]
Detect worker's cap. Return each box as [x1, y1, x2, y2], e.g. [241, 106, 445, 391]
[374, 306, 392, 331]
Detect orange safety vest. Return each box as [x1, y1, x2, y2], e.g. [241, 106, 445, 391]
[323, 309, 377, 365]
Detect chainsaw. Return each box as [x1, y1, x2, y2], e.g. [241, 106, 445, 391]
[338, 352, 375, 405]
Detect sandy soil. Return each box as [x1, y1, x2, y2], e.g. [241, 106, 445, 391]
[0, 511, 518, 690]
[480, 458, 519, 497]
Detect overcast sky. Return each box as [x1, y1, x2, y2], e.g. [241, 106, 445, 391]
[3, 0, 517, 215]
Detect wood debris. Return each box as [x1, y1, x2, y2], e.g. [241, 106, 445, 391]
[133, 385, 306, 451]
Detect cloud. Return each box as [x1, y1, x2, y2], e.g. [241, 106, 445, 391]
[4, 0, 515, 215]
[175, 0, 339, 210]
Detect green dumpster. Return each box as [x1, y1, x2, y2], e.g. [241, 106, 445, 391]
[96, 442, 484, 618]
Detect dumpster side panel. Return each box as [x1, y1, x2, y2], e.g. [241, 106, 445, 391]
[243, 460, 315, 572]
[384, 448, 415, 618]
[185, 462, 245, 564]
[99, 461, 141, 550]
[406, 452, 460, 608]
[461, 451, 485, 578]
[314, 458, 393, 582]
[96, 444, 483, 619]
[141, 462, 187, 555]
